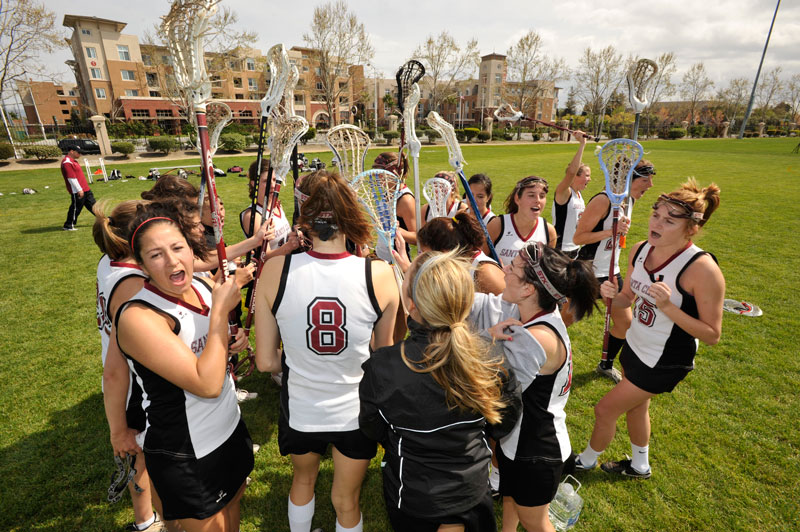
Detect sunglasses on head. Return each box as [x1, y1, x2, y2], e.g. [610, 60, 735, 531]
[515, 176, 548, 190]
[652, 194, 704, 222]
[633, 165, 656, 177]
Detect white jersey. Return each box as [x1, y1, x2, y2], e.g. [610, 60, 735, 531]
[425, 199, 465, 221]
[552, 189, 585, 253]
[481, 208, 497, 226]
[273, 251, 381, 432]
[119, 277, 240, 459]
[578, 192, 634, 278]
[96, 254, 145, 367]
[627, 242, 709, 369]
[239, 202, 291, 251]
[493, 214, 549, 265]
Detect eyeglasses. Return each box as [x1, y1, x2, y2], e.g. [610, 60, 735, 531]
[633, 165, 656, 177]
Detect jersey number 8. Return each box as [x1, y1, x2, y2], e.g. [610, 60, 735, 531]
[306, 297, 348, 355]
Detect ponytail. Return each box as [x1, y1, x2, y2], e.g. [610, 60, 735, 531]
[92, 199, 143, 260]
[417, 211, 484, 254]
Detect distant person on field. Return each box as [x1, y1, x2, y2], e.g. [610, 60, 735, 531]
[61, 145, 96, 230]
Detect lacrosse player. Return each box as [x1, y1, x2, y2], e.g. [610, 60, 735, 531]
[552, 131, 592, 259]
[420, 171, 468, 226]
[466, 173, 497, 226]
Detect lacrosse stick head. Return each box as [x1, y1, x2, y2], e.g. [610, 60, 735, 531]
[262, 44, 290, 117]
[268, 114, 309, 184]
[205, 100, 232, 157]
[423, 177, 452, 218]
[597, 139, 644, 206]
[402, 83, 421, 157]
[396, 60, 425, 112]
[349, 169, 403, 249]
[325, 125, 372, 181]
[161, 0, 219, 110]
[627, 59, 659, 113]
[282, 65, 299, 117]
[493, 103, 524, 122]
[426, 111, 466, 171]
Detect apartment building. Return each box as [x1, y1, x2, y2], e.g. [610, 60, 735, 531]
[16, 81, 83, 125]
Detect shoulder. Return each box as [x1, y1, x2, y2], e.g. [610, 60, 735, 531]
[526, 323, 560, 356]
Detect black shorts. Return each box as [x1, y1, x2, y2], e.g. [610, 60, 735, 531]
[496, 445, 563, 507]
[385, 489, 496, 532]
[278, 409, 377, 460]
[620, 343, 692, 394]
[125, 379, 146, 432]
[145, 418, 254, 521]
[596, 273, 624, 299]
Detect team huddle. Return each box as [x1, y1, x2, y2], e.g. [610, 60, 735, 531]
[93, 130, 726, 532]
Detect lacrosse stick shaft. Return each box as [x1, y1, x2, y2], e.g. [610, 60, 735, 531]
[245, 116, 270, 265]
[458, 170, 500, 263]
[601, 207, 620, 363]
[632, 115, 641, 143]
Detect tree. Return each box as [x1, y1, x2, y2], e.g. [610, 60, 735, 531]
[754, 67, 783, 123]
[680, 62, 714, 125]
[714, 77, 749, 131]
[573, 45, 626, 138]
[784, 73, 800, 128]
[412, 31, 479, 113]
[303, 0, 374, 126]
[504, 30, 568, 139]
[563, 87, 578, 116]
[643, 52, 678, 138]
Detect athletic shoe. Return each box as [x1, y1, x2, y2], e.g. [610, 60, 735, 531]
[236, 389, 258, 403]
[62, 226, 77, 231]
[252, 443, 261, 454]
[595, 362, 621, 383]
[489, 465, 500, 498]
[271, 372, 283, 387]
[124, 513, 166, 531]
[573, 454, 597, 471]
[600, 458, 651, 479]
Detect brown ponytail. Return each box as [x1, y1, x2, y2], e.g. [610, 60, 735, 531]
[92, 199, 144, 260]
[297, 170, 372, 247]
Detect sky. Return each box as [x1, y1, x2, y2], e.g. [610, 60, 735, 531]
[32, 0, 800, 102]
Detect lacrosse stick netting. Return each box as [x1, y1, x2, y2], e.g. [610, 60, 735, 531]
[424, 178, 452, 218]
[627, 58, 658, 141]
[597, 139, 644, 207]
[493, 103, 525, 122]
[266, 114, 309, 215]
[326, 125, 371, 182]
[396, 60, 425, 113]
[402, 83, 423, 230]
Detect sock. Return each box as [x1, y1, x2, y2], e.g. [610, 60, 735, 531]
[336, 514, 363, 532]
[631, 443, 650, 473]
[133, 514, 156, 530]
[288, 495, 315, 532]
[578, 444, 601, 467]
[603, 335, 625, 367]
[489, 464, 500, 490]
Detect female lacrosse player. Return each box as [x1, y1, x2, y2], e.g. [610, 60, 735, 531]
[360, 250, 520, 532]
[393, 212, 505, 295]
[420, 170, 468, 226]
[552, 131, 591, 259]
[115, 204, 254, 531]
[373, 151, 417, 246]
[574, 160, 656, 382]
[254, 169, 399, 532]
[469, 243, 599, 532]
[486, 176, 558, 265]
[94, 199, 169, 532]
[467, 173, 497, 226]
[574, 179, 723, 480]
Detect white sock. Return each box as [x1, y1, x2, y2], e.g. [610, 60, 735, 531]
[288, 495, 315, 532]
[631, 443, 650, 473]
[133, 513, 156, 530]
[578, 444, 601, 467]
[336, 514, 363, 532]
[489, 464, 500, 490]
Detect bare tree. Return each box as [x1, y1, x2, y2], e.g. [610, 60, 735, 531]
[643, 52, 677, 138]
[303, 0, 374, 126]
[714, 77, 749, 131]
[785, 73, 800, 127]
[573, 45, 626, 138]
[680, 62, 714, 125]
[504, 30, 568, 138]
[754, 66, 783, 122]
[412, 31, 479, 114]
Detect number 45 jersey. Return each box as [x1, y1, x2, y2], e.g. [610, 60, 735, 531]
[626, 241, 711, 370]
[272, 250, 382, 432]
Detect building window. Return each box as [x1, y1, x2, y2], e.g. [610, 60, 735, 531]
[81, 28, 91, 35]
[121, 70, 136, 81]
[303, 66, 309, 72]
[235, 94, 244, 99]
[142, 54, 152, 66]
[149, 91, 160, 97]
[495, 74, 501, 83]
[86, 47, 97, 59]
[248, 78, 258, 90]
[146, 72, 159, 87]
[71, 100, 78, 106]
[118, 45, 131, 61]
[62, 109, 70, 115]
[294, 94, 303, 105]
[131, 109, 150, 118]
[233, 77, 243, 88]
[316, 82, 323, 90]
[69, 90, 76, 96]
[56, 89, 65, 95]
[246, 58, 256, 71]
[162, 55, 170, 64]
[125, 89, 139, 96]
[228, 60, 238, 69]
[95, 88, 107, 99]
[239, 110, 253, 117]
[90, 68, 102, 79]
[156, 110, 173, 118]
[59, 100, 67, 105]
[315, 67, 321, 75]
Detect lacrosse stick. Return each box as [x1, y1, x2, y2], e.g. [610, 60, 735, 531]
[325, 125, 371, 181]
[723, 299, 763, 317]
[396, 60, 425, 151]
[350, 169, 406, 305]
[493, 102, 599, 142]
[426, 111, 500, 263]
[597, 139, 644, 365]
[627, 59, 658, 141]
[162, 0, 239, 335]
[402, 83, 423, 232]
[245, 44, 291, 264]
[424, 177, 452, 218]
[196, 100, 232, 205]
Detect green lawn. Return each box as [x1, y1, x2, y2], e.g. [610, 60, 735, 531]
[0, 138, 798, 531]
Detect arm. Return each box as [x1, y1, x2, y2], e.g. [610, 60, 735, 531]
[370, 260, 400, 350]
[358, 357, 389, 444]
[650, 254, 725, 345]
[103, 335, 140, 458]
[396, 194, 417, 245]
[62, 160, 83, 195]
[574, 194, 623, 246]
[194, 222, 273, 272]
[475, 263, 505, 295]
[483, 216, 502, 258]
[600, 241, 642, 308]
[254, 255, 286, 373]
[546, 222, 558, 248]
[485, 367, 522, 441]
[554, 131, 588, 205]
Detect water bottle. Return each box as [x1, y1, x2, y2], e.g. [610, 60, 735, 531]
[548, 474, 583, 531]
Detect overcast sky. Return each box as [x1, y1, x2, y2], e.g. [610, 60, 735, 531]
[37, 0, 800, 100]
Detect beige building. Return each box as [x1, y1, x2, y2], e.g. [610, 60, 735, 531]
[16, 80, 82, 125]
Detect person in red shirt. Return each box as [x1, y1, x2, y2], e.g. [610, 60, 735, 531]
[61, 145, 97, 230]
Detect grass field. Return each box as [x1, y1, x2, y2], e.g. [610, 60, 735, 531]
[0, 138, 798, 531]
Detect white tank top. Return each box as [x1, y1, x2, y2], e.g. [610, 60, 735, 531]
[96, 254, 145, 367]
[493, 214, 549, 265]
[552, 189, 585, 253]
[578, 193, 634, 278]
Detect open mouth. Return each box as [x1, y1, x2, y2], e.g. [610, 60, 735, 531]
[169, 271, 186, 284]
[650, 231, 661, 239]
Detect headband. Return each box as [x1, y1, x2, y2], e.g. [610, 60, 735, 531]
[294, 187, 310, 206]
[130, 217, 174, 250]
[411, 254, 440, 304]
[653, 194, 704, 222]
[633, 165, 656, 178]
[520, 242, 567, 305]
[515, 176, 548, 192]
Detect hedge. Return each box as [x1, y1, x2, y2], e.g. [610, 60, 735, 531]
[111, 141, 135, 157]
[425, 129, 440, 144]
[463, 128, 479, 142]
[477, 131, 490, 142]
[0, 143, 15, 160]
[23, 145, 62, 160]
[301, 127, 316, 144]
[383, 131, 399, 145]
[219, 133, 246, 152]
[147, 136, 179, 154]
[667, 127, 687, 140]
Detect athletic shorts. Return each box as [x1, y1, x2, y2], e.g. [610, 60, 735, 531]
[278, 409, 377, 460]
[385, 489, 497, 532]
[496, 445, 563, 507]
[596, 273, 624, 299]
[620, 343, 692, 394]
[125, 379, 146, 432]
[145, 418, 254, 521]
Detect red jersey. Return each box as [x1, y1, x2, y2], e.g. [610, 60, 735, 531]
[61, 155, 90, 193]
